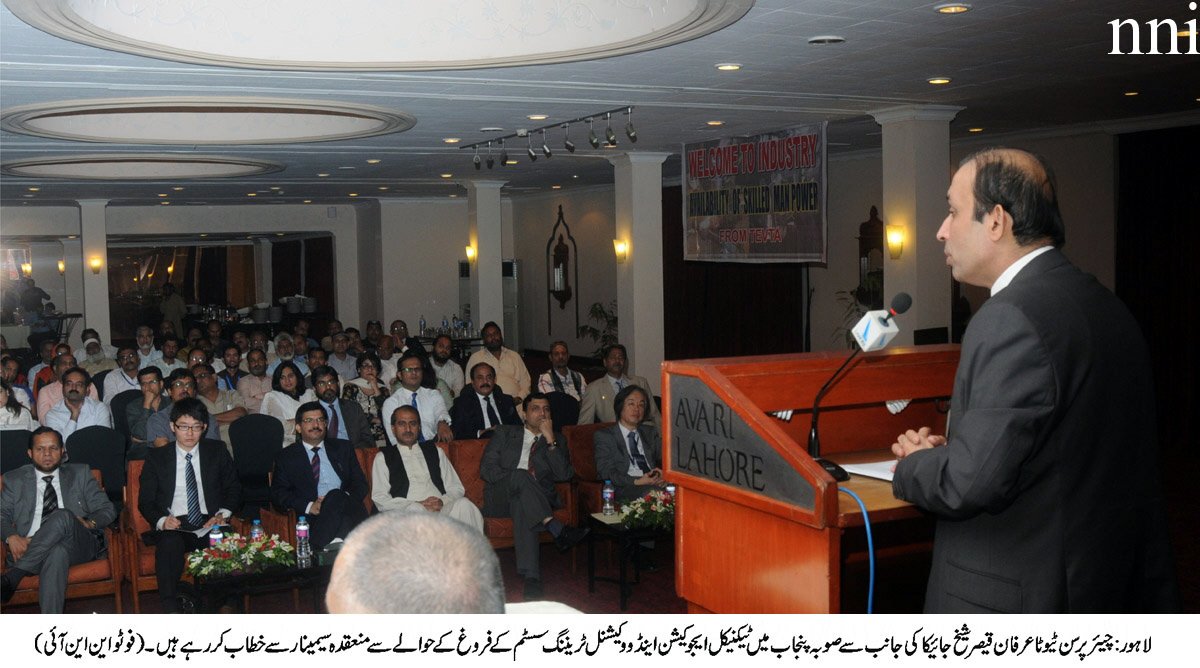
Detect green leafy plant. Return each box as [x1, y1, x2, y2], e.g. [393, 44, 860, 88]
[577, 300, 618, 359]
[185, 533, 295, 578]
[621, 489, 675, 531]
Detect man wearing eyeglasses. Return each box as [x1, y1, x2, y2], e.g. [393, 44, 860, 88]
[380, 353, 453, 446]
[269, 402, 368, 550]
[138, 398, 240, 613]
[144, 369, 219, 450]
[310, 366, 374, 450]
[102, 346, 142, 405]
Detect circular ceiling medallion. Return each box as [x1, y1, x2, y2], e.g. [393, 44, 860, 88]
[1, 154, 283, 180]
[1, 97, 416, 144]
[4, 0, 754, 70]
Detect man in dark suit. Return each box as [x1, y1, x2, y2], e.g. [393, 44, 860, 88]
[311, 366, 374, 449]
[137, 398, 241, 612]
[480, 392, 587, 599]
[593, 385, 667, 504]
[1, 427, 115, 612]
[449, 362, 521, 440]
[270, 401, 368, 550]
[891, 148, 1177, 613]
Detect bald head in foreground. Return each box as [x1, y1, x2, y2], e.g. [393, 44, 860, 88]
[326, 512, 505, 614]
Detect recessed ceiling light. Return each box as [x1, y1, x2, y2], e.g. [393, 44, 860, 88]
[715, 63, 741, 71]
[504, 160, 518, 165]
[480, 127, 504, 133]
[449, 194, 458, 198]
[707, 120, 725, 126]
[442, 137, 461, 144]
[22, 194, 34, 198]
[527, 114, 549, 121]
[934, 3, 972, 14]
[317, 173, 330, 177]
[172, 186, 184, 191]
[160, 201, 170, 205]
[338, 166, 355, 170]
[303, 199, 312, 204]
[807, 35, 845, 45]
[927, 76, 952, 85]
[366, 158, 381, 164]
[67, 235, 77, 239]
[270, 186, 280, 190]
[968, 127, 984, 133]
[349, 193, 359, 197]
[157, 193, 168, 197]
[247, 192, 257, 196]
[1124, 91, 1139, 96]
[551, 185, 562, 189]
[275, 232, 285, 236]
[28, 186, 40, 192]
[378, 186, 389, 191]
[200, 233, 208, 237]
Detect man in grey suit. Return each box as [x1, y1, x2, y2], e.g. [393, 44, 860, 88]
[311, 365, 375, 449]
[578, 344, 660, 426]
[891, 148, 1177, 613]
[480, 392, 588, 599]
[594, 385, 666, 503]
[1, 427, 115, 612]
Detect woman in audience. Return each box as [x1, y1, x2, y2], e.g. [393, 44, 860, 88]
[259, 360, 315, 442]
[341, 352, 390, 447]
[0, 378, 35, 430]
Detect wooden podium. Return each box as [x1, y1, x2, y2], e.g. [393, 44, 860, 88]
[662, 345, 959, 613]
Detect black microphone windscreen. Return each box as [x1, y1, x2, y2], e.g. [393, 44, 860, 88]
[890, 292, 913, 315]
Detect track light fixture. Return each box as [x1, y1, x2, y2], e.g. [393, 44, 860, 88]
[456, 105, 634, 167]
[588, 117, 600, 148]
[563, 123, 576, 153]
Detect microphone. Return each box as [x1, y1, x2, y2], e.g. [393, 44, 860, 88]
[808, 293, 912, 481]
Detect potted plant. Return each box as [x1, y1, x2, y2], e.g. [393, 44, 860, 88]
[577, 300, 618, 359]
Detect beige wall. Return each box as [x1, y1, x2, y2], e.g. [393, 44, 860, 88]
[377, 198, 469, 329]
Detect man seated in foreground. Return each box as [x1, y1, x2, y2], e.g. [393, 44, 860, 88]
[326, 512, 504, 614]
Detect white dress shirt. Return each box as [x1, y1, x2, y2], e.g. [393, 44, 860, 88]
[43, 397, 112, 439]
[380, 386, 450, 445]
[159, 444, 231, 530]
[432, 359, 465, 397]
[103, 369, 140, 405]
[990, 245, 1055, 296]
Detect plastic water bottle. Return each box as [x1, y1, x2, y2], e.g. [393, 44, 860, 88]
[249, 519, 264, 541]
[208, 524, 223, 547]
[441, 315, 449, 333]
[602, 480, 616, 515]
[296, 515, 312, 568]
[418, 315, 426, 337]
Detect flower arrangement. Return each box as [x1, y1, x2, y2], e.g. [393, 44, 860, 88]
[620, 489, 675, 531]
[185, 533, 295, 578]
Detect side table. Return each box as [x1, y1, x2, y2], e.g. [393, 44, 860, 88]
[586, 512, 670, 611]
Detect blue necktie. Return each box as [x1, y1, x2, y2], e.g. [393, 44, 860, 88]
[411, 391, 424, 440]
[627, 430, 650, 474]
[185, 453, 203, 527]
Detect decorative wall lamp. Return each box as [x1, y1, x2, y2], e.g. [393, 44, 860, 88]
[89, 257, 103, 274]
[613, 239, 629, 264]
[57, 260, 66, 275]
[20, 262, 32, 277]
[886, 225, 904, 259]
[464, 245, 477, 264]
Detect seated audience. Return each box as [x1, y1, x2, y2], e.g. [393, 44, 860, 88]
[102, 346, 141, 404]
[145, 369, 220, 451]
[466, 322, 530, 406]
[340, 354, 391, 447]
[578, 344, 661, 427]
[43, 368, 111, 439]
[381, 353, 453, 445]
[536, 340, 587, 402]
[259, 361, 316, 443]
[236, 349, 272, 414]
[593, 385, 666, 503]
[311, 366, 374, 450]
[194, 363, 247, 453]
[0, 379, 35, 430]
[449, 362, 521, 440]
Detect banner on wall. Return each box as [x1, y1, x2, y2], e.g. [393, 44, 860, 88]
[682, 122, 827, 263]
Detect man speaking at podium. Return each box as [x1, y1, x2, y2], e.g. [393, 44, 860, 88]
[890, 148, 1177, 613]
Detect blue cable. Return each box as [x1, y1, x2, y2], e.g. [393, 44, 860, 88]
[838, 487, 875, 614]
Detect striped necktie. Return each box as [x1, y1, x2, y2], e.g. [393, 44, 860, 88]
[310, 447, 322, 486]
[184, 453, 203, 527]
[627, 430, 650, 473]
[42, 475, 58, 518]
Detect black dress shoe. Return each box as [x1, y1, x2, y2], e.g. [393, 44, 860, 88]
[523, 578, 543, 600]
[554, 526, 590, 552]
[1, 576, 16, 604]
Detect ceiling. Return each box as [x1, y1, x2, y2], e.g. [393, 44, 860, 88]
[1, 0, 1197, 207]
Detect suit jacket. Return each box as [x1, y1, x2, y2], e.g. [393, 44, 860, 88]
[593, 423, 662, 492]
[893, 249, 1177, 613]
[269, 438, 367, 514]
[449, 387, 521, 440]
[138, 440, 241, 532]
[1, 463, 116, 541]
[323, 399, 374, 449]
[479, 425, 573, 517]
[577, 374, 661, 426]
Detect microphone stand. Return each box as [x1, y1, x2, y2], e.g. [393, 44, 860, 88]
[807, 347, 862, 482]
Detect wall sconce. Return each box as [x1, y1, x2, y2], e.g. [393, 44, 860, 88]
[613, 239, 629, 264]
[57, 260, 65, 275]
[89, 257, 103, 274]
[886, 225, 904, 259]
[20, 262, 32, 277]
[167, 264, 175, 276]
[464, 246, 477, 263]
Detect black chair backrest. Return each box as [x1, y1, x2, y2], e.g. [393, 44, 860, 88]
[65, 425, 127, 522]
[1, 429, 33, 475]
[108, 388, 142, 447]
[91, 369, 112, 400]
[545, 391, 581, 427]
[229, 414, 285, 517]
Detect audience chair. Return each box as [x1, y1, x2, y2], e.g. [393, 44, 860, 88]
[91, 369, 112, 401]
[563, 422, 612, 517]
[1, 429, 33, 474]
[108, 389, 142, 456]
[448, 438, 579, 571]
[123, 459, 193, 613]
[546, 391, 581, 428]
[65, 426, 127, 525]
[0, 469, 123, 612]
[229, 414, 285, 520]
